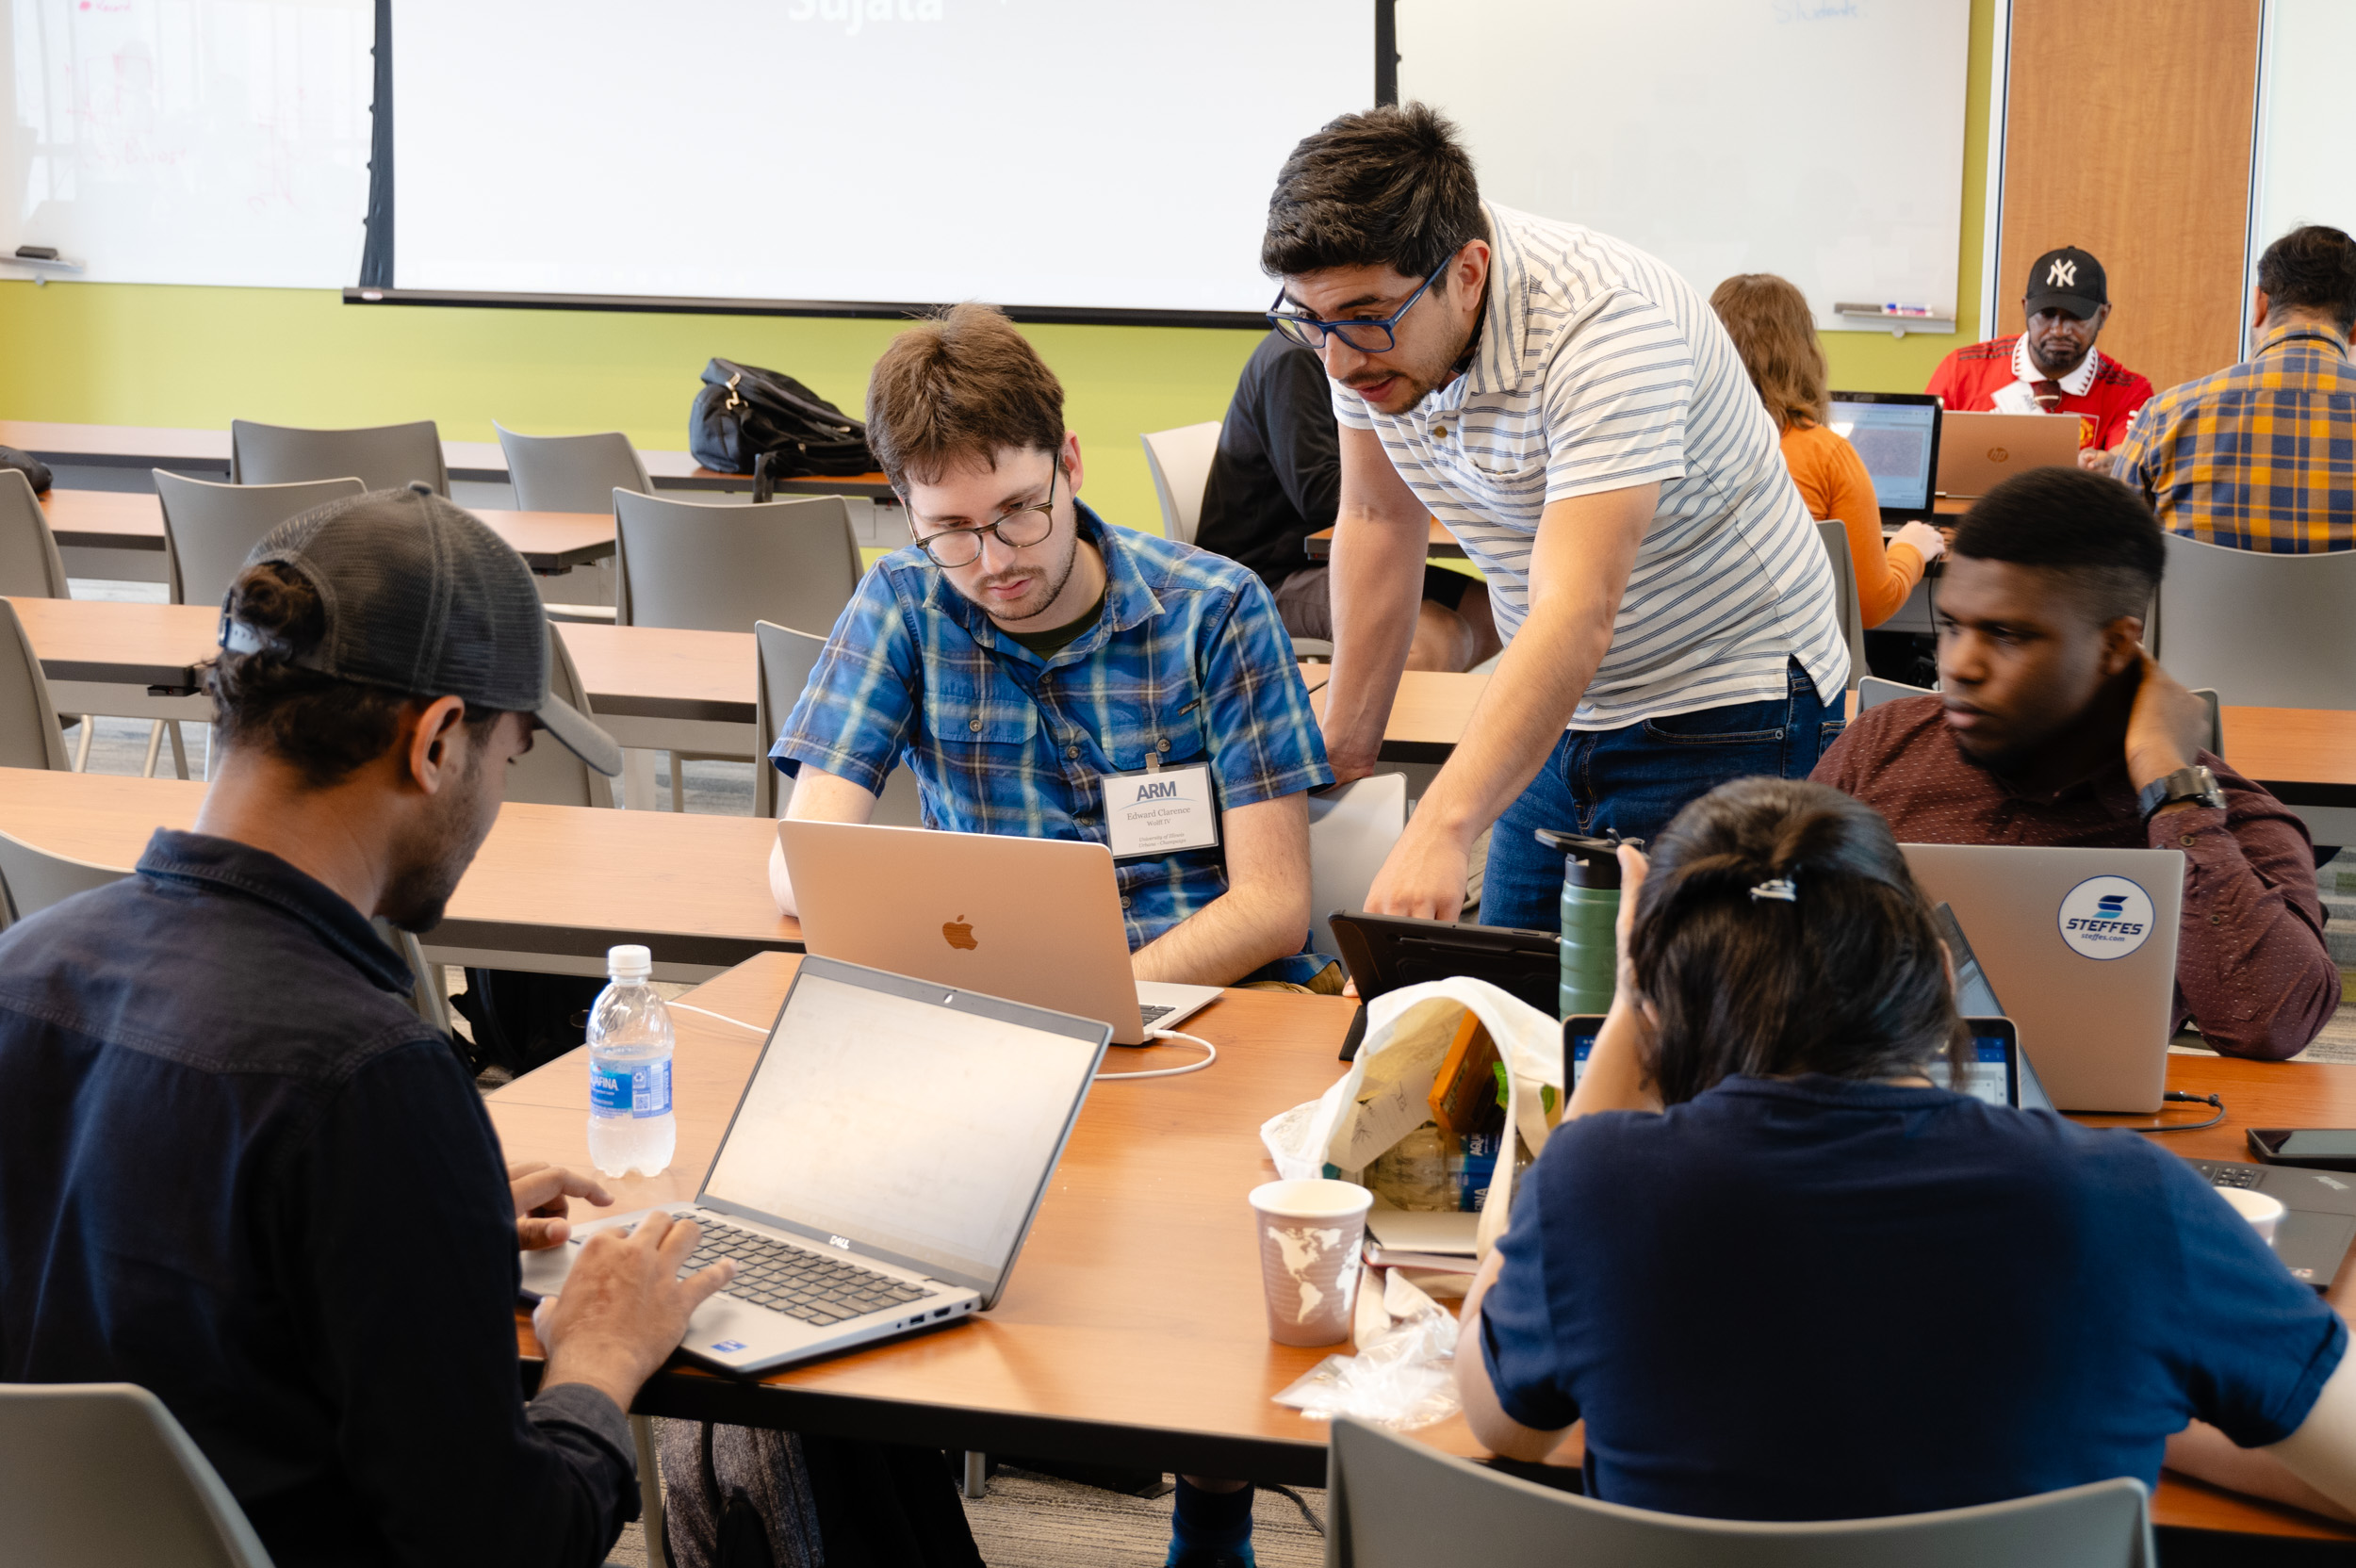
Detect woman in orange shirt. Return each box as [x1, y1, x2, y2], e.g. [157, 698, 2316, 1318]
[1710, 274, 1945, 628]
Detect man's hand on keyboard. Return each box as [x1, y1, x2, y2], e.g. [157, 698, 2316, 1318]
[534, 1210, 736, 1411]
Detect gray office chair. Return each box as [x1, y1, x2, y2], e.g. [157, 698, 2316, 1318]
[2152, 532, 2356, 709]
[1325, 1418, 2153, 1568]
[0, 827, 127, 928]
[751, 619, 922, 825]
[0, 597, 73, 773]
[1817, 519, 1866, 692]
[503, 624, 614, 809]
[1140, 421, 1219, 546]
[0, 1382, 274, 1568]
[496, 424, 654, 513]
[1858, 674, 2222, 754]
[153, 470, 367, 610]
[614, 490, 862, 635]
[231, 418, 448, 497]
[1306, 774, 1408, 955]
[0, 467, 70, 597]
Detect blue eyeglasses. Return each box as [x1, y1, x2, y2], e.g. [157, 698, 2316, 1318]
[1266, 259, 1451, 354]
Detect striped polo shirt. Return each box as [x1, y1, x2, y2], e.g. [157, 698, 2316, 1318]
[1333, 204, 1849, 728]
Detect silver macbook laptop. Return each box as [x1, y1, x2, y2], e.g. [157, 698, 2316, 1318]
[1934, 410, 2087, 499]
[518, 956, 1109, 1376]
[1903, 843, 2184, 1112]
[779, 820, 1223, 1045]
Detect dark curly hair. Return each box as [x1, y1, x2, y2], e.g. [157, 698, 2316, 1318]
[207, 561, 502, 787]
[1261, 102, 1490, 285]
[1629, 777, 1967, 1105]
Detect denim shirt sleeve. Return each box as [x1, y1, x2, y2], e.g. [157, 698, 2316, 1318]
[1197, 571, 1334, 809]
[770, 564, 923, 794]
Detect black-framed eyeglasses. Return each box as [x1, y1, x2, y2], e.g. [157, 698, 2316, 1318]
[1266, 258, 1451, 354]
[908, 459, 1059, 569]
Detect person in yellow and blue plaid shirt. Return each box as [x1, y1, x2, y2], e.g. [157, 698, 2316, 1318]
[764, 303, 1337, 989]
[2114, 225, 2356, 551]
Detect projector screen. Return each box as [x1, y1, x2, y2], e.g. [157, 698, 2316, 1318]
[384, 0, 1377, 322]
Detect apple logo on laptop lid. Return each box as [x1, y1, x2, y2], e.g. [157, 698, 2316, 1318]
[942, 915, 978, 951]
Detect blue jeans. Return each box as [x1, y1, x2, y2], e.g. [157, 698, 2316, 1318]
[1480, 661, 1843, 934]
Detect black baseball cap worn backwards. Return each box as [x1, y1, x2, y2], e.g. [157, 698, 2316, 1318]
[219, 483, 623, 776]
[2024, 246, 2108, 319]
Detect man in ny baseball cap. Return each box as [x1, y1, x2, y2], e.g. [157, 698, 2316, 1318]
[1926, 243, 2154, 468]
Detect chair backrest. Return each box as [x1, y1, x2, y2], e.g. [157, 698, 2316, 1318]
[1306, 774, 1407, 955]
[231, 418, 448, 496]
[2154, 532, 2356, 709]
[501, 624, 614, 808]
[0, 827, 128, 927]
[1855, 675, 2221, 753]
[0, 468, 70, 597]
[614, 491, 862, 634]
[1857, 675, 1933, 710]
[0, 598, 72, 773]
[1325, 1418, 2153, 1568]
[496, 424, 654, 514]
[1816, 519, 1866, 692]
[0, 1381, 275, 1568]
[1140, 421, 1221, 545]
[750, 619, 922, 825]
[153, 470, 368, 608]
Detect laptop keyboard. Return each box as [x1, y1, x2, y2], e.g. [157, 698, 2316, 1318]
[1137, 1003, 1174, 1027]
[682, 1218, 936, 1326]
[2194, 1161, 2266, 1190]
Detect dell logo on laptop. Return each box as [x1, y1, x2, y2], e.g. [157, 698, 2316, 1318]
[829, 1234, 853, 1250]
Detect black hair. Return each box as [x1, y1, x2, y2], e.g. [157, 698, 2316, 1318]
[1952, 467, 2166, 626]
[207, 561, 502, 787]
[2257, 224, 2356, 335]
[1260, 102, 1490, 284]
[1630, 778, 1967, 1105]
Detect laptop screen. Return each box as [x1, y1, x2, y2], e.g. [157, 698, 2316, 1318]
[700, 964, 1104, 1292]
[1828, 395, 1939, 513]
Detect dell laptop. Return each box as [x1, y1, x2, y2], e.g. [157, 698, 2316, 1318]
[1902, 843, 2184, 1112]
[1934, 410, 2086, 500]
[778, 820, 1222, 1045]
[518, 955, 1110, 1376]
[1827, 390, 1943, 523]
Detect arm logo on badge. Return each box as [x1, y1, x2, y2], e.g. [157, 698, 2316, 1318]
[2056, 875, 2155, 959]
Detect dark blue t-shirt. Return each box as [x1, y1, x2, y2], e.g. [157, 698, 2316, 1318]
[1479, 1074, 2346, 1521]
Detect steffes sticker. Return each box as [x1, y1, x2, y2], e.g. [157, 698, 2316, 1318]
[2056, 875, 2155, 961]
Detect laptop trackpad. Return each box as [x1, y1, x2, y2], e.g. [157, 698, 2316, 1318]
[2273, 1211, 2356, 1288]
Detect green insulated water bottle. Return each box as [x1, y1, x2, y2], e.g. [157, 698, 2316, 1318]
[1536, 830, 1636, 1020]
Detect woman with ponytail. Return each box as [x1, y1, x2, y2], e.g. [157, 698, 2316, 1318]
[1452, 776, 2356, 1525]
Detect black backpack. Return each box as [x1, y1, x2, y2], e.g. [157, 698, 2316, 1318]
[689, 359, 875, 479]
[0, 445, 53, 496]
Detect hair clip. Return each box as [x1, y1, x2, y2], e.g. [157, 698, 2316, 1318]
[220, 618, 290, 658]
[1749, 877, 1798, 903]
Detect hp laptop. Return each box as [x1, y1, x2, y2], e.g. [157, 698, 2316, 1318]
[1902, 843, 2184, 1112]
[518, 956, 1109, 1375]
[779, 821, 1222, 1045]
[1827, 390, 1942, 523]
[1934, 411, 2086, 500]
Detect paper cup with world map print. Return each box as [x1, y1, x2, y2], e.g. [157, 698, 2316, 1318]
[1250, 1179, 1373, 1347]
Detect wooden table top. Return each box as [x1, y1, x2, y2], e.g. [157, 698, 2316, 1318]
[2222, 706, 2356, 810]
[688, 467, 894, 499]
[1304, 666, 1490, 763]
[0, 769, 800, 970]
[37, 490, 615, 574]
[491, 952, 2356, 1540]
[555, 623, 752, 726]
[1303, 519, 1465, 562]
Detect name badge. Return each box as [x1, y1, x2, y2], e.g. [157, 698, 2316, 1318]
[1103, 762, 1219, 859]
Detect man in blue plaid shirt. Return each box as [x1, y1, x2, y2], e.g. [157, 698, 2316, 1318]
[764, 303, 1335, 987]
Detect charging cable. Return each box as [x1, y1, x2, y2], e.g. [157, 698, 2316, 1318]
[2137, 1089, 2228, 1134]
[1097, 1027, 1219, 1082]
[667, 1002, 769, 1035]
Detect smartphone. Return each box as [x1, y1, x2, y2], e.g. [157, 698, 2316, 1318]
[1562, 1015, 1607, 1091]
[2248, 1129, 2356, 1170]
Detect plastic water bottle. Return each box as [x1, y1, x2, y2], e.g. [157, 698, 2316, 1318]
[586, 944, 675, 1179]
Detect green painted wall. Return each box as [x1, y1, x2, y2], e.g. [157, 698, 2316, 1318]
[0, 0, 1993, 533]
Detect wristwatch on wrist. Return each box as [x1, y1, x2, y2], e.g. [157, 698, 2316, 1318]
[2137, 763, 2226, 820]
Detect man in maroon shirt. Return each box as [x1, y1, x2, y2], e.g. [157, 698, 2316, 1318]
[1814, 467, 2337, 1061]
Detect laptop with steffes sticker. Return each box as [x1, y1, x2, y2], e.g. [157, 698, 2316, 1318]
[518, 956, 1109, 1375]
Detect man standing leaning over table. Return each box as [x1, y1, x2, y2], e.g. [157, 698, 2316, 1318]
[765, 302, 1335, 989]
[1262, 104, 1849, 930]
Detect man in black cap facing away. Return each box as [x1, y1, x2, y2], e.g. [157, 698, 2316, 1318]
[1927, 246, 2154, 469]
[0, 486, 736, 1566]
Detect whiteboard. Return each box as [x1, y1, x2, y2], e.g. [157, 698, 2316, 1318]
[2250, 0, 2356, 292]
[1397, 0, 1970, 334]
[2, 0, 372, 286]
[390, 0, 1371, 315]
